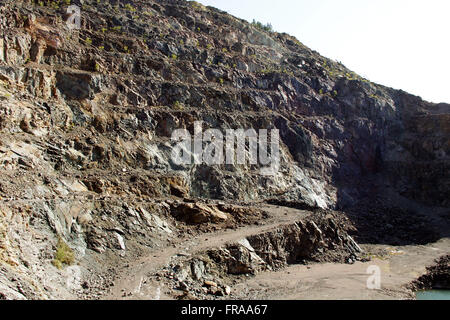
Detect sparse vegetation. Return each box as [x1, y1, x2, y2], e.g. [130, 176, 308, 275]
[251, 19, 273, 32]
[49, 1, 59, 9]
[52, 237, 74, 269]
[124, 4, 136, 12]
[260, 67, 293, 76]
[293, 39, 304, 47]
[322, 60, 341, 78]
[321, 59, 369, 82]
[190, 1, 207, 11]
[173, 101, 184, 110]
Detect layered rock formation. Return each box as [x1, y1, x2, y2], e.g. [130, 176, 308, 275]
[0, 0, 448, 299]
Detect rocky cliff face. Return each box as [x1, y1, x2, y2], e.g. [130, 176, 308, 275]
[0, 0, 448, 299]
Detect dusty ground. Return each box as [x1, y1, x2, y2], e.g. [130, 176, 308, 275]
[103, 204, 312, 299]
[232, 239, 450, 300]
[98, 202, 449, 300]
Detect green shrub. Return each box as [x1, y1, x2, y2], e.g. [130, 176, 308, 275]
[251, 19, 273, 32]
[50, 1, 59, 9]
[173, 101, 184, 110]
[190, 1, 206, 11]
[52, 237, 74, 269]
[260, 67, 293, 76]
[124, 4, 136, 12]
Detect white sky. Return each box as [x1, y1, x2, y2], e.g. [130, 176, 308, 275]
[197, 0, 450, 103]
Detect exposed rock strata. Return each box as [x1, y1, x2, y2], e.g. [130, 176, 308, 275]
[0, 0, 448, 299]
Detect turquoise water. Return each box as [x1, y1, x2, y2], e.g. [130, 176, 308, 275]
[416, 290, 450, 300]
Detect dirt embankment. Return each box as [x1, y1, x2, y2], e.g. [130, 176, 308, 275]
[411, 255, 450, 291]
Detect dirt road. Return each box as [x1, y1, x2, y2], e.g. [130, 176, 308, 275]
[103, 202, 449, 300]
[104, 204, 310, 299]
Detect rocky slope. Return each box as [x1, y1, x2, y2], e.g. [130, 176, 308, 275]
[0, 0, 448, 299]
